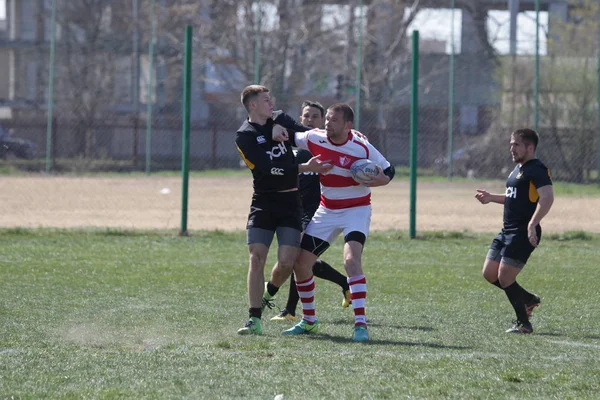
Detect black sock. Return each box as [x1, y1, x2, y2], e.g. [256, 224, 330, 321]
[266, 281, 279, 297]
[513, 281, 535, 304]
[494, 279, 535, 304]
[285, 275, 299, 315]
[312, 260, 349, 291]
[249, 307, 261, 319]
[503, 282, 529, 324]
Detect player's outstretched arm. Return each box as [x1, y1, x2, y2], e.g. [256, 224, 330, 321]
[299, 154, 333, 174]
[273, 111, 311, 132]
[475, 189, 505, 205]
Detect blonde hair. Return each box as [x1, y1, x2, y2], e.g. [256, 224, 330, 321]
[241, 85, 269, 112]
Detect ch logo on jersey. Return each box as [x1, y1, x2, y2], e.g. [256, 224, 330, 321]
[505, 186, 517, 199]
[339, 156, 350, 167]
[257, 135, 266, 144]
[266, 142, 288, 160]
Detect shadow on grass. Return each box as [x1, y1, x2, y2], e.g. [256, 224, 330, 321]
[370, 323, 435, 332]
[328, 319, 434, 332]
[536, 332, 568, 338]
[311, 333, 471, 349]
[537, 331, 600, 340]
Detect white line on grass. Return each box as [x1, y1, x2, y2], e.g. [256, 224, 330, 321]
[549, 340, 600, 350]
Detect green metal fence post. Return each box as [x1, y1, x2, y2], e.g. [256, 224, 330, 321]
[254, 1, 262, 84]
[180, 25, 192, 236]
[447, 0, 455, 180]
[597, 2, 600, 183]
[534, 0, 540, 132]
[354, 0, 364, 130]
[45, 0, 57, 173]
[145, 0, 156, 176]
[409, 30, 419, 239]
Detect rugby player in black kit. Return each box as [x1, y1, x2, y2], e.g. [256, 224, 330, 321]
[235, 85, 333, 335]
[475, 128, 554, 334]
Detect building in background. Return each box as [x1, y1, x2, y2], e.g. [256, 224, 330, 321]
[0, 0, 582, 175]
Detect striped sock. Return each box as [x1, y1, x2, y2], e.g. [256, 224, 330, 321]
[348, 274, 367, 327]
[296, 275, 316, 324]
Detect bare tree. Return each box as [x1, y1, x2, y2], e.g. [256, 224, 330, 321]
[542, 0, 599, 182]
[475, 0, 599, 182]
[54, 0, 129, 158]
[200, 0, 333, 111]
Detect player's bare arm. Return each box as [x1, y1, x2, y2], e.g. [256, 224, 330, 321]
[475, 189, 505, 205]
[299, 154, 333, 174]
[527, 185, 554, 247]
[364, 165, 391, 187]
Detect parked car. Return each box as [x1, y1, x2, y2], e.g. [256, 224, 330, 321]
[0, 125, 36, 159]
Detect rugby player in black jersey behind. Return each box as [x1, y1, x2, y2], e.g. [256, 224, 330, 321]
[235, 85, 333, 335]
[268, 101, 352, 323]
[475, 128, 554, 334]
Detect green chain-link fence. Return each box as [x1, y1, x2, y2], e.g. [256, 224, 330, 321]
[0, 0, 598, 182]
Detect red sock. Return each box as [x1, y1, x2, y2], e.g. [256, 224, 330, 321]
[296, 275, 316, 324]
[348, 275, 367, 327]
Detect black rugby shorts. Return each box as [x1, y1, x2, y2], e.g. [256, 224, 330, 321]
[246, 191, 302, 232]
[489, 226, 542, 265]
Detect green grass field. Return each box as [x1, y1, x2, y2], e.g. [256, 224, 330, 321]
[1, 229, 599, 399]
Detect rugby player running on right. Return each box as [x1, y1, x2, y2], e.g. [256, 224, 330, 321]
[475, 128, 554, 334]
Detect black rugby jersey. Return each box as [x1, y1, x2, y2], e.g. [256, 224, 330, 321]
[236, 111, 310, 193]
[503, 158, 552, 231]
[295, 149, 321, 210]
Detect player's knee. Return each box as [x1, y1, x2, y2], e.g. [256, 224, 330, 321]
[249, 252, 267, 271]
[277, 259, 294, 275]
[482, 269, 497, 283]
[497, 277, 514, 288]
[293, 253, 317, 281]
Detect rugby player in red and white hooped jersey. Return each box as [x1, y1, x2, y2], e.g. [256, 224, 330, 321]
[280, 103, 395, 342]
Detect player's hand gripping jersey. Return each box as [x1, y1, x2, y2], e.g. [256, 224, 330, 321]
[503, 159, 553, 231]
[292, 129, 391, 209]
[235, 111, 310, 193]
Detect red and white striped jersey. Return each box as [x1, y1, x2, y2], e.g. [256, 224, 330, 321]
[295, 129, 391, 209]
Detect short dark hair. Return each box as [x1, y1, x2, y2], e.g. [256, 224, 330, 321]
[328, 103, 354, 123]
[512, 128, 539, 149]
[301, 100, 325, 118]
[241, 85, 269, 111]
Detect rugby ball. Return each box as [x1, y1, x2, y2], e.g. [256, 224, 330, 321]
[350, 159, 379, 183]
